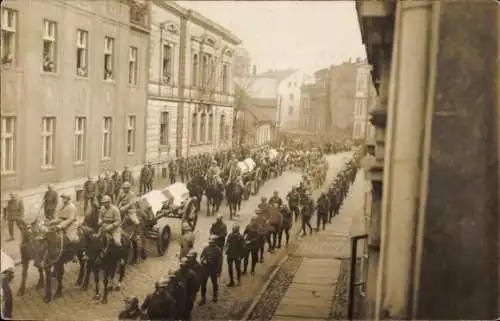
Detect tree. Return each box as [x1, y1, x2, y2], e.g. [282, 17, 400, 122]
[232, 75, 256, 147]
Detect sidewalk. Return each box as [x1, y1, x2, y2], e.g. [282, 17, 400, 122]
[272, 171, 365, 321]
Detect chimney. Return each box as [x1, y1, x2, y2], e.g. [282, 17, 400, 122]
[252, 65, 257, 75]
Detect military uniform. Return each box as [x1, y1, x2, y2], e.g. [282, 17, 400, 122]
[225, 229, 245, 285]
[168, 160, 177, 184]
[301, 196, 314, 236]
[278, 205, 293, 247]
[116, 189, 137, 214]
[242, 220, 260, 275]
[5, 196, 24, 240]
[43, 188, 58, 219]
[83, 178, 96, 214]
[99, 202, 122, 246]
[286, 189, 300, 222]
[178, 260, 198, 319]
[316, 193, 330, 231]
[199, 240, 222, 304]
[56, 197, 79, 242]
[96, 177, 107, 204]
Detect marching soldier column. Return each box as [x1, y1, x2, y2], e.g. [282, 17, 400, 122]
[131, 145, 363, 320]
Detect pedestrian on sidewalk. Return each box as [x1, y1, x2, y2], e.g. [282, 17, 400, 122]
[300, 190, 314, 236]
[4, 192, 24, 241]
[1, 251, 15, 320]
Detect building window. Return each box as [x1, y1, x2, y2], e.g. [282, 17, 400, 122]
[208, 113, 214, 142]
[219, 114, 226, 141]
[76, 29, 88, 77]
[159, 111, 169, 146]
[74, 117, 86, 162]
[41, 117, 56, 167]
[289, 93, 294, 100]
[128, 46, 138, 84]
[104, 36, 114, 80]
[191, 113, 198, 144]
[162, 44, 172, 83]
[201, 54, 209, 89]
[127, 115, 136, 154]
[1, 116, 16, 173]
[200, 113, 206, 143]
[42, 20, 57, 72]
[191, 54, 198, 87]
[1, 8, 17, 67]
[102, 117, 112, 159]
[209, 57, 216, 90]
[222, 64, 229, 93]
[357, 74, 367, 92]
[288, 106, 293, 116]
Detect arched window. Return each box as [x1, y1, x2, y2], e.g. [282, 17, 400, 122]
[200, 113, 206, 143]
[208, 113, 214, 142]
[191, 113, 197, 144]
[192, 54, 198, 88]
[219, 114, 225, 142]
[201, 55, 208, 88]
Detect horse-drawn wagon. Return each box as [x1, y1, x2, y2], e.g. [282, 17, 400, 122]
[241, 158, 260, 199]
[137, 182, 198, 256]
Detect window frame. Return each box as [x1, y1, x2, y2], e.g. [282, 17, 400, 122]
[128, 46, 138, 85]
[208, 113, 214, 142]
[1, 116, 16, 174]
[42, 19, 57, 73]
[191, 113, 198, 145]
[191, 53, 199, 88]
[199, 113, 206, 143]
[103, 36, 114, 80]
[74, 116, 86, 163]
[41, 117, 56, 168]
[159, 111, 169, 146]
[126, 115, 136, 155]
[102, 117, 112, 160]
[76, 29, 88, 77]
[162, 43, 172, 84]
[1, 7, 17, 67]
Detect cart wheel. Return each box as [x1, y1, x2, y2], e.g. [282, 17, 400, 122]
[156, 227, 171, 256]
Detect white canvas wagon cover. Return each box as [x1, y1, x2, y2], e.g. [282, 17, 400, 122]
[162, 182, 190, 207]
[268, 149, 279, 160]
[138, 190, 168, 216]
[243, 158, 256, 172]
[237, 161, 250, 174]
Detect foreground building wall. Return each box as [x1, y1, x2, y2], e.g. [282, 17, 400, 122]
[356, 0, 499, 319]
[1, 0, 150, 211]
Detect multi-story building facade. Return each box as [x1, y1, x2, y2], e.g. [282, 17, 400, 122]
[299, 80, 327, 134]
[146, 1, 241, 162]
[352, 60, 377, 141]
[355, 1, 498, 320]
[1, 0, 150, 212]
[232, 47, 252, 77]
[275, 70, 307, 131]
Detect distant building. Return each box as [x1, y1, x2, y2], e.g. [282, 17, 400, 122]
[299, 61, 358, 139]
[233, 47, 251, 77]
[352, 60, 377, 141]
[1, 0, 150, 212]
[146, 1, 241, 163]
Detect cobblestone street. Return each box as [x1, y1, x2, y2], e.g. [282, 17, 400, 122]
[9, 153, 352, 320]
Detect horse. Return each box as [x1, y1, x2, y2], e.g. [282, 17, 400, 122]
[204, 176, 224, 216]
[31, 218, 85, 303]
[225, 181, 243, 219]
[16, 219, 45, 296]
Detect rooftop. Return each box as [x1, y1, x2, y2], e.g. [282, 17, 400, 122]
[254, 68, 298, 81]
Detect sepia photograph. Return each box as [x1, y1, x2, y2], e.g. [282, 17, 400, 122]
[0, 0, 498, 320]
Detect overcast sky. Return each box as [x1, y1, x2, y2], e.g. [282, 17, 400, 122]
[177, 1, 366, 75]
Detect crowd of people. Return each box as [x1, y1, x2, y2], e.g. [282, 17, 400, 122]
[120, 148, 361, 320]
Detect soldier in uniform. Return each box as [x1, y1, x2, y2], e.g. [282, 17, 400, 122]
[242, 215, 260, 275]
[43, 185, 58, 220]
[168, 159, 177, 184]
[301, 190, 314, 236]
[179, 157, 187, 182]
[116, 182, 137, 215]
[139, 163, 149, 195]
[225, 224, 244, 287]
[186, 250, 203, 293]
[327, 184, 338, 222]
[96, 175, 107, 204]
[4, 192, 24, 241]
[83, 176, 96, 214]
[286, 186, 300, 222]
[118, 296, 142, 320]
[104, 173, 115, 203]
[98, 196, 123, 261]
[278, 204, 293, 248]
[53, 193, 79, 243]
[207, 160, 222, 184]
[146, 162, 155, 193]
[179, 222, 195, 261]
[121, 166, 133, 183]
[111, 171, 122, 201]
[178, 258, 198, 320]
[316, 192, 330, 231]
[209, 214, 227, 275]
[199, 235, 222, 305]
[268, 190, 283, 207]
[141, 278, 176, 320]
